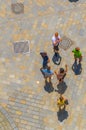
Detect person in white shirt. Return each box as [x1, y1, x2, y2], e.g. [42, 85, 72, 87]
[52, 32, 62, 54]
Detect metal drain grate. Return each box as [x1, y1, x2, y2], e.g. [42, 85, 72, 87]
[13, 41, 30, 54]
[59, 36, 74, 50]
[11, 3, 24, 14]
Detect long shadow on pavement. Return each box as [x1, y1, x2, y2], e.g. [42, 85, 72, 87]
[72, 62, 82, 75]
[57, 109, 68, 122]
[52, 53, 62, 65]
[44, 81, 54, 93]
[69, 0, 79, 2]
[55, 81, 67, 94]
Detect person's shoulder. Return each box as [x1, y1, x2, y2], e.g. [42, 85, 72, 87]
[58, 35, 61, 39]
[57, 99, 60, 103]
[45, 55, 49, 59]
[52, 36, 55, 40]
[80, 51, 82, 54]
[72, 49, 75, 52]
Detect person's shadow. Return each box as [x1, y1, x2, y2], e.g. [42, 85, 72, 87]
[55, 81, 67, 94]
[72, 61, 82, 75]
[52, 53, 62, 65]
[44, 81, 54, 93]
[69, 0, 79, 2]
[57, 109, 68, 122]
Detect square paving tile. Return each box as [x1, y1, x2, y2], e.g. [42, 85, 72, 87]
[13, 40, 30, 54]
[11, 3, 24, 14]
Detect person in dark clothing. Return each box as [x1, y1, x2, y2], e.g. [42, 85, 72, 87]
[40, 52, 50, 68]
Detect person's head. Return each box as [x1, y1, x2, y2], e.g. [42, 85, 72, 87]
[59, 95, 64, 101]
[43, 52, 47, 56]
[47, 66, 51, 70]
[55, 32, 58, 37]
[75, 47, 80, 51]
[60, 68, 64, 73]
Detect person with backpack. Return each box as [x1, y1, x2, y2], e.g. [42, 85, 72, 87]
[72, 47, 82, 63]
[54, 65, 68, 83]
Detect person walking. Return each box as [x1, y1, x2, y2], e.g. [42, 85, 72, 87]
[72, 47, 82, 63]
[57, 95, 68, 111]
[41, 66, 54, 82]
[54, 65, 68, 84]
[52, 32, 62, 56]
[40, 52, 50, 68]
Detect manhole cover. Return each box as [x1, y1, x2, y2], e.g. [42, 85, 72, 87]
[59, 36, 74, 50]
[13, 41, 30, 54]
[11, 3, 24, 14]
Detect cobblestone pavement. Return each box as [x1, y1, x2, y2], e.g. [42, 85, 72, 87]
[0, 106, 18, 130]
[0, 0, 86, 130]
[0, 111, 14, 130]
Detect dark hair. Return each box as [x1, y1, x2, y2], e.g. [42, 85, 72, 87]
[60, 96, 63, 101]
[47, 66, 50, 70]
[60, 68, 64, 73]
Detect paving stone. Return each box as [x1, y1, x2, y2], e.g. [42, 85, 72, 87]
[0, 107, 18, 130]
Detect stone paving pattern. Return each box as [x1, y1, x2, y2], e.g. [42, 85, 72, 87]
[0, 0, 86, 130]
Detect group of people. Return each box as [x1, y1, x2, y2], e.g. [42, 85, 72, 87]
[40, 32, 82, 111]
